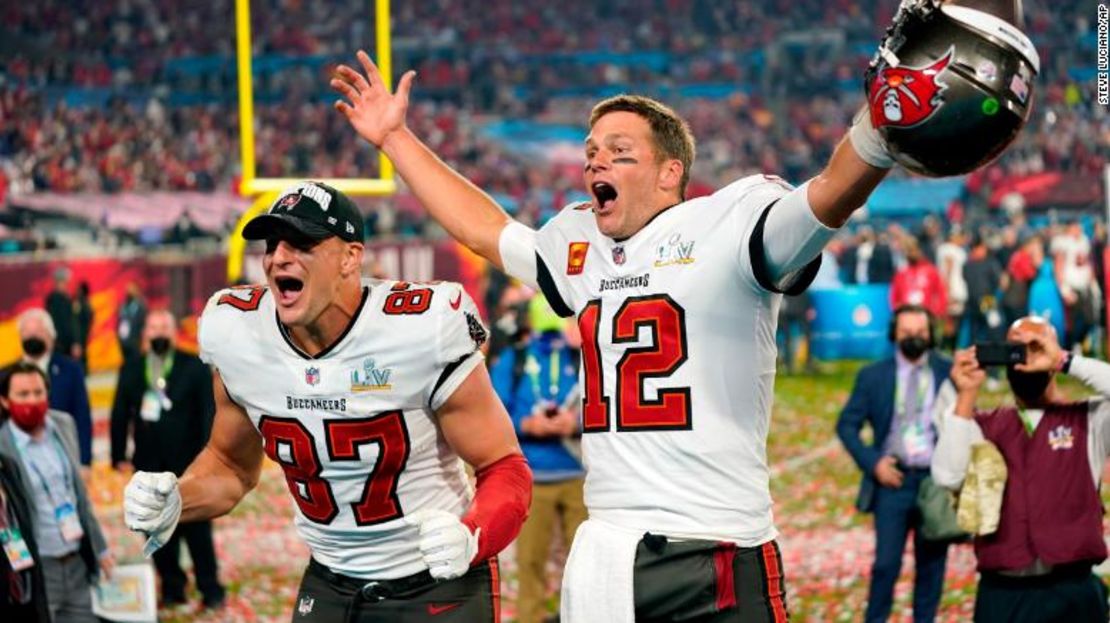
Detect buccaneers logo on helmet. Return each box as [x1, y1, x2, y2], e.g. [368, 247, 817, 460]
[869, 48, 954, 129]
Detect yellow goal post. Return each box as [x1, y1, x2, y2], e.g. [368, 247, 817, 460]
[228, 0, 396, 282]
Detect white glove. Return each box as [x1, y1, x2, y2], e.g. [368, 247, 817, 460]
[123, 471, 182, 558]
[404, 509, 479, 581]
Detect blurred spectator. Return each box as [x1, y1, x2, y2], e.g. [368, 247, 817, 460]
[917, 216, 943, 265]
[843, 227, 895, 285]
[1001, 234, 1044, 327]
[116, 283, 146, 363]
[936, 228, 969, 349]
[964, 233, 1006, 347]
[43, 267, 79, 360]
[1051, 221, 1100, 352]
[17, 309, 93, 467]
[811, 240, 844, 289]
[0, 362, 113, 623]
[73, 282, 93, 374]
[779, 290, 817, 375]
[1, 447, 50, 622]
[890, 238, 947, 321]
[110, 310, 224, 610]
[490, 299, 583, 623]
[487, 281, 535, 365]
[837, 305, 953, 623]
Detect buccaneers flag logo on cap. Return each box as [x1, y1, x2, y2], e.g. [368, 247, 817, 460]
[869, 48, 954, 129]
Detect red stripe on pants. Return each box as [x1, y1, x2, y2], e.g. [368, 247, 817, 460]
[760, 542, 788, 622]
[488, 558, 501, 622]
[714, 542, 738, 610]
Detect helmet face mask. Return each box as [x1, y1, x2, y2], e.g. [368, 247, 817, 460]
[865, 0, 1039, 177]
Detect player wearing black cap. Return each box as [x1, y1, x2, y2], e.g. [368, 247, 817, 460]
[122, 181, 533, 622]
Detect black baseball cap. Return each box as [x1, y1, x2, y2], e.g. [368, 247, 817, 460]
[242, 181, 364, 243]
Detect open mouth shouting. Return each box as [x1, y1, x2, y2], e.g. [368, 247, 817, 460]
[274, 275, 305, 307]
[592, 181, 618, 214]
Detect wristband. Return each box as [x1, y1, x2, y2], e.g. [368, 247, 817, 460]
[848, 107, 896, 169]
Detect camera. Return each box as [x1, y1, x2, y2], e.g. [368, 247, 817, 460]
[975, 342, 1026, 367]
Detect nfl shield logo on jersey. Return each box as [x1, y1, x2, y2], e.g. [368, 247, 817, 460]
[298, 596, 314, 615]
[612, 245, 626, 265]
[304, 366, 321, 386]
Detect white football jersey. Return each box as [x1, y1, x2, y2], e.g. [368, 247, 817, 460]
[532, 175, 819, 546]
[199, 278, 488, 579]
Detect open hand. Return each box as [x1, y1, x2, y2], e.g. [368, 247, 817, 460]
[330, 50, 417, 149]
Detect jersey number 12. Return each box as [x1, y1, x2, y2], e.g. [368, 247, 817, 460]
[578, 294, 691, 432]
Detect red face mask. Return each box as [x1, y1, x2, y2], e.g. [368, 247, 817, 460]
[8, 401, 48, 432]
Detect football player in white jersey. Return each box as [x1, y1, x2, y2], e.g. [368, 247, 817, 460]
[121, 181, 532, 622]
[331, 51, 896, 621]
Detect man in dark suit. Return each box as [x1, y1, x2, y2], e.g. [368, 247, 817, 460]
[837, 304, 953, 623]
[842, 226, 896, 285]
[44, 267, 79, 360]
[0, 362, 112, 622]
[110, 309, 225, 610]
[1, 448, 50, 622]
[18, 308, 93, 467]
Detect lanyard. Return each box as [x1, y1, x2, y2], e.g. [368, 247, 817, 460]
[21, 433, 73, 507]
[525, 350, 562, 400]
[145, 352, 174, 392]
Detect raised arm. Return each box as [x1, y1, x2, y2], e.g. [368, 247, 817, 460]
[931, 348, 987, 490]
[1012, 327, 1110, 399]
[757, 114, 891, 284]
[809, 119, 892, 229]
[332, 51, 518, 269]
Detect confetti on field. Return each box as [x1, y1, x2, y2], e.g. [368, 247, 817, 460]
[85, 363, 1110, 621]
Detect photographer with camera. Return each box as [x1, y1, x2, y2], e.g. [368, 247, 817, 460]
[933, 316, 1110, 622]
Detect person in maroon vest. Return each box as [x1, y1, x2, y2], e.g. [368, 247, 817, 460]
[933, 316, 1110, 623]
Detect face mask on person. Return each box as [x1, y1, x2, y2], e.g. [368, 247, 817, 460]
[8, 401, 48, 432]
[898, 337, 930, 361]
[1006, 367, 1052, 406]
[150, 337, 173, 356]
[21, 337, 47, 358]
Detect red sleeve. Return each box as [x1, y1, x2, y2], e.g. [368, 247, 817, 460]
[461, 453, 533, 562]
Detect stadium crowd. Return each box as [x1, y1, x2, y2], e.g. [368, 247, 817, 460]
[0, 0, 1103, 201]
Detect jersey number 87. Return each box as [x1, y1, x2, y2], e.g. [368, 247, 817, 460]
[259, 412, 411, 525]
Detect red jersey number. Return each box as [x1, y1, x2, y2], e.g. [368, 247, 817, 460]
[580, 294, 691, 432]
[259, 412, 410, 526]
[217, 285, 266, 311]
[383, 282, 434, 315]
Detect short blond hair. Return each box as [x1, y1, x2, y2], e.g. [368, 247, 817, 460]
[589, 95, 696, 198]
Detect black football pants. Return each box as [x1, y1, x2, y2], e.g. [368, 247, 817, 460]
[292, 557, 499, 623]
